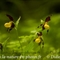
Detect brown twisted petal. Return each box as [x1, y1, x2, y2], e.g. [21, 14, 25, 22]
[42, 25, 45, 30]
[6, 14, 14, 21]
[45, 16, 50, 22]
[37, 32, 42, 36]
[7, 22, 15, 32]
[11, 22, 15, 28]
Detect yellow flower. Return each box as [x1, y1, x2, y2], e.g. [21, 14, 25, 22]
[35, 37, 41, 43]
[4, 21, 13, 28]
[44, 24, 50, 30]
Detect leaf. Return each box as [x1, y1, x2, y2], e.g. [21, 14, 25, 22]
[41, 19, 44, 23]
[30, 30, 37, 34]
[23, 40, 34, 52]
[37, 28, 42, 32]
[15, 16, 21, 30]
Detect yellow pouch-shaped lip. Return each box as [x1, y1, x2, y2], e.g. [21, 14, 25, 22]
[4, 22, 11, 28]
[44, 24, 50, 30]
[35, 38, 41, 43]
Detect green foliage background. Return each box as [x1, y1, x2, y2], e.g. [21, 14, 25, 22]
[0, 0, 60, 60]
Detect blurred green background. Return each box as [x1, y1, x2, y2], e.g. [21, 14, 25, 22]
[0, 0, 60, 60]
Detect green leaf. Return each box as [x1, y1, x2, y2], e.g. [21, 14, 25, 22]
[15, 16, 21, 30]
[23, 40, 34, 52]
[41, 19, 44, 23]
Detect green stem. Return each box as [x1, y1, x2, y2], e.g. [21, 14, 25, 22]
[15, 29, 22, 53]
